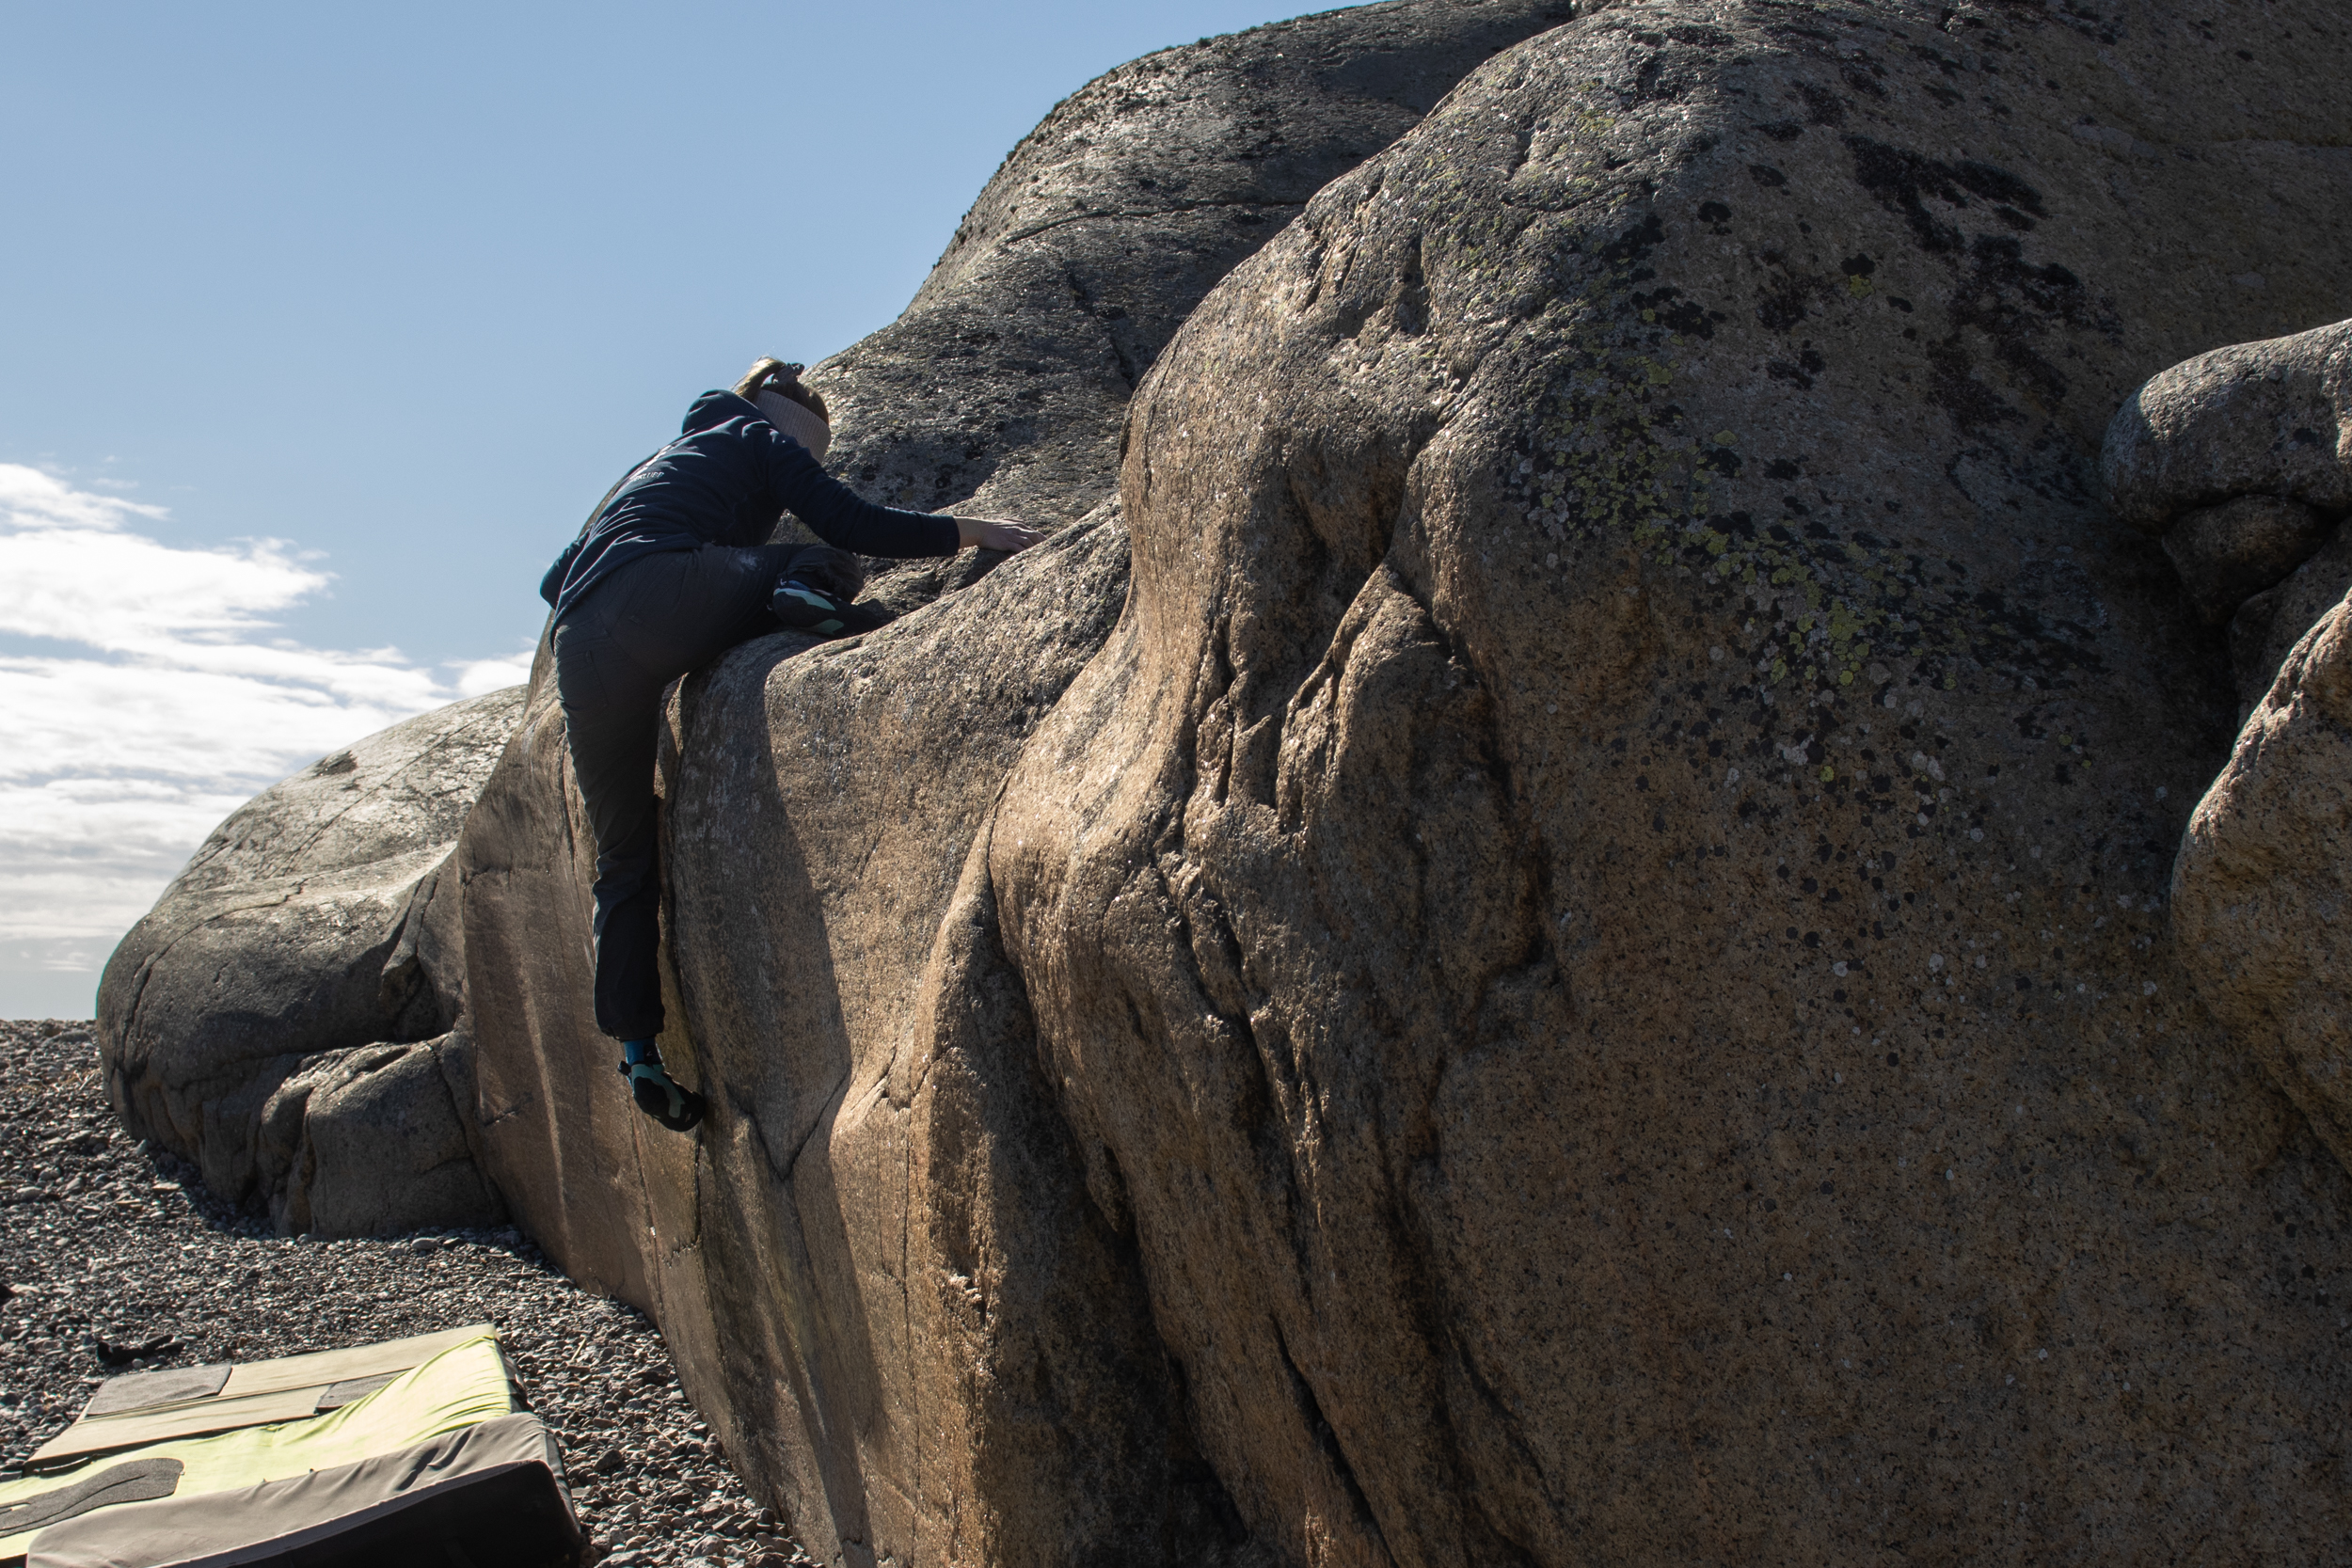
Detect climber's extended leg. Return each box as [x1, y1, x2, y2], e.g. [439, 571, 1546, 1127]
[554, 543, 849, 1129]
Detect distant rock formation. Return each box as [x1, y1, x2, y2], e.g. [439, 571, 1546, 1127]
[98, 689, 520, 1236]
[103, 0, 2352, 1560]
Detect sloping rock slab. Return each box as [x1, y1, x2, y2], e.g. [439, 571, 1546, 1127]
[98, 687, 524, 1234]
[459, 4, 1585, 1563]
[465, 519, 1187, 1565]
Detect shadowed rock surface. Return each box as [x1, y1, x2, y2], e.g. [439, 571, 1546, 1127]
[2143, 311, 2352, 1257]
[2231, 519, 2352, 713]
[97, 688, 523, 1236]
[2104, 314, 2352, 671]
[2159, 494, 2333, 625]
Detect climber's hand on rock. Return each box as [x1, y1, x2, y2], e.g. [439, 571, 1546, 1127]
[957, 516, 1046, 553]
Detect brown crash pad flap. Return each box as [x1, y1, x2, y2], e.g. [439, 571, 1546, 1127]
[80, 1368, 230, 1419]
[24, 1413, 580, 1568]
[214, 1325, 489, 1401]
[313, 1375, 399, 1412]
[30, 1325, 496, 1469]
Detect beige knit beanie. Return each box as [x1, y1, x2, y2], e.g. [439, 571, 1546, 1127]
[753, 387, 832, 460]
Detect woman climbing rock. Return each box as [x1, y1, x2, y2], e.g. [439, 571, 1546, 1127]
[538, 357, 1042, 1132]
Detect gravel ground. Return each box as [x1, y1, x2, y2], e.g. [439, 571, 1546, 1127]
[0, 1020, 813, 1568]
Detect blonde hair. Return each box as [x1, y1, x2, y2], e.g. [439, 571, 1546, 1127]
[733, 357, 829, 423]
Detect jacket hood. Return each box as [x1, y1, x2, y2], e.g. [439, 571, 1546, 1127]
[681, 389, 759, 436]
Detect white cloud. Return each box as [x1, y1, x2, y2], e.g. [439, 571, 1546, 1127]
[0, 464, 533, 1014]
[453, 653, 536, 697]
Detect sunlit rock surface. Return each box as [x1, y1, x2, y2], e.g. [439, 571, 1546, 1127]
[458, 5, 1581, 1563]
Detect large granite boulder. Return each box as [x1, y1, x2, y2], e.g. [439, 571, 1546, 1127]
[105, 0, 2352, 1560]
[97, 687, 523, 1235]
[463, 0, 2352, 1560]
[980, 0, 2352, 1555]
[457, 2, 1583, 1563]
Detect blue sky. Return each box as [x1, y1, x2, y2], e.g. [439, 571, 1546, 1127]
[0, 0, 1359, 1017]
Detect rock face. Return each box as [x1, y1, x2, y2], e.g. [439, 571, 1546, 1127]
[458, 6, 1581, 1563]
[975, 2, 2352, 1558]
[2103, 314, 2352, 703]
[103, 0, 2352, 1560]
[98, 687, 522, 1236]
[469, 0, 2352, 1557]
[2116, 309, 2352, 1195]
[2231, 521, 2352, 711]
[2102, 316, 2352, 535]
[805, 0, 1578, 607]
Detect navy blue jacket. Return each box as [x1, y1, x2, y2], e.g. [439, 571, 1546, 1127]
[540, 389, 960, 618]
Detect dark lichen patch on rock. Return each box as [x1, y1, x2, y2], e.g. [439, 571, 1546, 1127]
[1842, 135, 2047, 254]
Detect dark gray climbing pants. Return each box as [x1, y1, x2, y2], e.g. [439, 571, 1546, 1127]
[550, 541, 863, 1040]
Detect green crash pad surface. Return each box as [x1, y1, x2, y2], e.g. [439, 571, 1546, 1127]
[0, 1332, 520, 1563]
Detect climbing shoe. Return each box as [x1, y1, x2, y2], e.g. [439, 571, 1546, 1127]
[618, 1039, 705, 1132]
[771, 577, 891, 638]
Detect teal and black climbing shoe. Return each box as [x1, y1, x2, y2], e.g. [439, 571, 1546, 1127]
[771, 577, 890, 638]
[618, 1039, 704, 1132]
